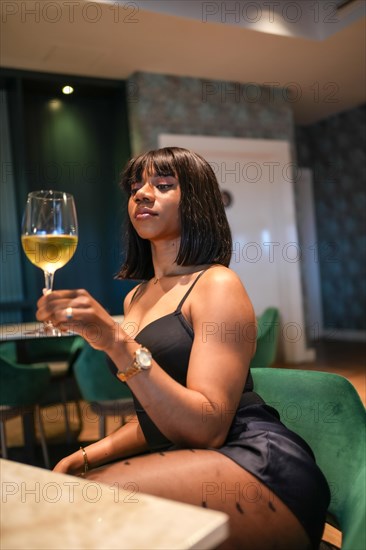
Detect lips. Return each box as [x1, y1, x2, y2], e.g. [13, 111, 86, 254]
[135, 208, 158, 219]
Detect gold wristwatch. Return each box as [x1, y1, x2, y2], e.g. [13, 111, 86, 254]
[117, 346, 152, 381]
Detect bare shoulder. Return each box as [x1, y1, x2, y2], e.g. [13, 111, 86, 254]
[192, 265, 254, 320]
[199, 265, 247, 294]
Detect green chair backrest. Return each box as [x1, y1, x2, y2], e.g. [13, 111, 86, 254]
[73, 343, 132, 402]
[252, 368, 366, 550]
[249, 307, 279, 368]
[16, 336, 84, 364]
[0, 342, 17, 362]
[0, 356, 51, 407]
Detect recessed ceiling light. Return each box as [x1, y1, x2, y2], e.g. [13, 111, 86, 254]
[62, 85, 74, 95]
[49, 99, 62, 110]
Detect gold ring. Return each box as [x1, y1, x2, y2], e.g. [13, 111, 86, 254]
[66, 306, 73, 320]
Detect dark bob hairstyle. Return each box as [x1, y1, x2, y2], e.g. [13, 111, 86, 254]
[117, 147, 232, 280]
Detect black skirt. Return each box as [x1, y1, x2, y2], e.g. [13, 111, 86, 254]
[214, 394, 330, 550]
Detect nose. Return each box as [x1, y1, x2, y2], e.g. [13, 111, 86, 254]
[133, 182, 154, 202]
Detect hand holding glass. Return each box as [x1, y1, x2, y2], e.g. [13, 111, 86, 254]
[21, 190, 78, 335]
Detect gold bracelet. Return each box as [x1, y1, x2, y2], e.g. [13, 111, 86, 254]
[79, 446, 89, 475]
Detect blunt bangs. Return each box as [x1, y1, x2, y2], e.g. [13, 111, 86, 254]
[121, 149, 179, 193]
[118, 147, 232, 280]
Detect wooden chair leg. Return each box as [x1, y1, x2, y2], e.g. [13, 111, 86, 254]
[59, 380, 73, 443]
[74, 399, 83, 432]
[0, 420, 8, 459]
[35, 406, 50, 469]
[22, 411, 36, 464]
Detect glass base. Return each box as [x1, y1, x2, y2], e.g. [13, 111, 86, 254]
[23, 322, 62, 338]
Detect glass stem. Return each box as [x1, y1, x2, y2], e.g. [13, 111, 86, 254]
[44, 271, 54, 292]
[43, 271, 60, 336]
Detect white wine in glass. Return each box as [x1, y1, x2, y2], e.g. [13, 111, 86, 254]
[21, 190, 78, 335]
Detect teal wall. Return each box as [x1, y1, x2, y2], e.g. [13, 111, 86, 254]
[1, 70, 134, 322]
[296, 105, 366, 331]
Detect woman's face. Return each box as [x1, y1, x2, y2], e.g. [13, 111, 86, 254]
[128, 171, 181, 242]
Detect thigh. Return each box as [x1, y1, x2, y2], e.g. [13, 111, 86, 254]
[84, 449, 312, 550]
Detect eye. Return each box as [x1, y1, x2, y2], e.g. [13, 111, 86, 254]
[156, 184, 173, 191]
[130, 183, 141, 195]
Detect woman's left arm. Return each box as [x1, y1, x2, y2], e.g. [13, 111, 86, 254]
[36, 269, 256, 448]
[114, 268, 256, 449]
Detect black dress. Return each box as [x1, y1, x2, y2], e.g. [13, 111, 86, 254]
[113, 271, 330, 549]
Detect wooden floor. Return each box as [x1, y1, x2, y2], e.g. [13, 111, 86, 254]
[3, 339, 365, 550]
[274, 339, 366, 406]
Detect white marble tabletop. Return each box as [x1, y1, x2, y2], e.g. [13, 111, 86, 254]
[0, 316, 125, 342]
[0, 459, 229, 549]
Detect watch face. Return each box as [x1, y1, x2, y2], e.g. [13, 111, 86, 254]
[136, 347, 152, 368]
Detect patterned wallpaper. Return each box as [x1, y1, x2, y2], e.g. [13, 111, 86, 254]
[127, 72, 295, 154]
[295, 105, 366, 332]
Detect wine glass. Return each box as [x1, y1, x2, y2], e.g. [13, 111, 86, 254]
[21, 190, 78, 336]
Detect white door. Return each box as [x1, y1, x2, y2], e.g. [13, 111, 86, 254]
[159, 134, 315, 363]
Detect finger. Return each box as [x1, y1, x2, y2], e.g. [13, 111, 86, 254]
[49, 305, 77, 325]
[46, 289, 83, 300]
[48, 303, 95, 327]
[36, 298, 72, 321]
[37, 289, 85, 309]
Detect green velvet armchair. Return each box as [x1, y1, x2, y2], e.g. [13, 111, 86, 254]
[4, 337, 85, 443]
[252, 368, 366, 550]
[0, 354, 51, 468]
[249, 307, 280, 368]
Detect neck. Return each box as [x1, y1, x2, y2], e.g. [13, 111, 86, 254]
[152, 270, 186, 284]
[149, 239, 208, 283]
[150, 238, 181, 282]
[152, 264, 211, 285]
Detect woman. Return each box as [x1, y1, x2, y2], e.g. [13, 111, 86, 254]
[37, 147, 330, 550]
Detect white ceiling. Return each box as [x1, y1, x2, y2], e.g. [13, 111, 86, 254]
[1, 0, 365, 124]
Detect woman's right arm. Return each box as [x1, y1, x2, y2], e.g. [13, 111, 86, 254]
[53, 416, 149, 475]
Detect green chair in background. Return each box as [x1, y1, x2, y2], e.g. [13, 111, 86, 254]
[0, 342, 17, 362]
[249, 307, 280, 368]
[73, 343, 135, 438]
[0, 355, 51, 468]
[15, 335, 82, 364]
[15, 337, 85, 442]
[252, 368, 366, 550]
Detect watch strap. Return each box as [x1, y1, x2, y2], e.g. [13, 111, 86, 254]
[117, 363, 142, 381]
[117, 346, 152, 381]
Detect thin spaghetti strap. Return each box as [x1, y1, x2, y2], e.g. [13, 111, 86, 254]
[175, 268, 212, 313]
[128, 282, 145, 309]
